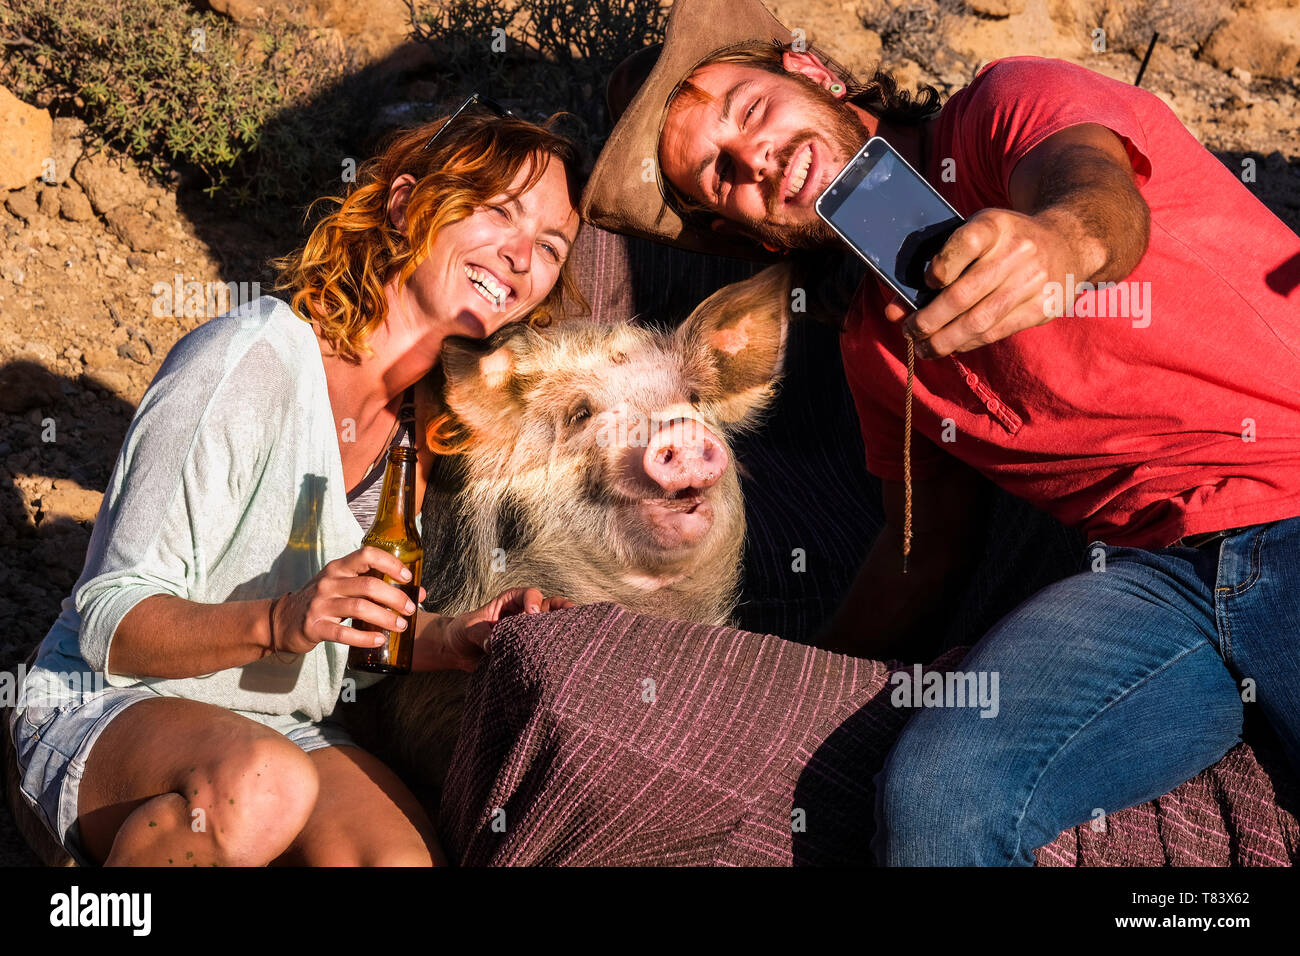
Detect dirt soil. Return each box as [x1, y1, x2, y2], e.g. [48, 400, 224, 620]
[1, 5, 1298, 866]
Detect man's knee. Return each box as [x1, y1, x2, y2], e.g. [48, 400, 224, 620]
[873, 714, 1019, 866]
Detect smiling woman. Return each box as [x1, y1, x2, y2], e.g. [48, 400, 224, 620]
[5, 103, 585, 868]
[276, 110, 587, 362]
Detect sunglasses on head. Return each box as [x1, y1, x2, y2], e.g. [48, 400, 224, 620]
[422, 92, 513, 153]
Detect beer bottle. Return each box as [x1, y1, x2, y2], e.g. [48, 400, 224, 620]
[348, 445, 423, 674]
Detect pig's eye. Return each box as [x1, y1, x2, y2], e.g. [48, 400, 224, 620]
[564, 403, 592, 429]
[688, 390, 701, 406]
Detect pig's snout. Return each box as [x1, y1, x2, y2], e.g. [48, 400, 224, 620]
[642, 418, 729, 494]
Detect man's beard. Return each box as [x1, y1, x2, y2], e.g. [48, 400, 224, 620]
[735, 78, 869, 251]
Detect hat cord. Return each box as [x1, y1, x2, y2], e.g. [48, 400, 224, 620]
[902, 335, 914, 574]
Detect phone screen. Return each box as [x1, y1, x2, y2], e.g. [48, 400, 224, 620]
[816, 138, 963, 309]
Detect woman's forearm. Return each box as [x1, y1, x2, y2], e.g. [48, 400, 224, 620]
[410, 610, 457, 672]
[107, 593, 274, 680]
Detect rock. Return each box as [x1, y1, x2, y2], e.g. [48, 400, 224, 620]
[40, 481, 103, 524]
[965, 0, 1025, 16]
[86, 365, 133, 397]
[768, 0, 882, 76]
[31, 527, 92, 568]
[17, 341, 58, 367]
[0, 86, 53, 190]
[104, 205, 168, 254]
[0, 362, 61, 414]
[72, 151, 151, 216]
[1202, 8, 1300, 80]
[37, 185, 59, 218]
[207, 0, 417, 68]
[116, 340, 151, 365]
[5, 187, 40, 223]
[405, 79, 441, 101]
[946, 3, 1081, 64]
[81, 344, 116, 369]
[297, 0, 412, 65]
[126, 327, 153, 352]
[206, 0, 270, 22]
[888, 58, 927, 93]
[57, 184, 93, 222]
[1230, 66, 1253, 84]
[47, 116, 86, 186]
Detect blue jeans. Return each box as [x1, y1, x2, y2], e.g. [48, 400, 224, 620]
[872, 512, 1300, 866]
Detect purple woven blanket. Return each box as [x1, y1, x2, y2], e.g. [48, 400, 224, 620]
[439, 602, 1299, 866]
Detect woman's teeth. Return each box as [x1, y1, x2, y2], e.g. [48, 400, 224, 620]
[465, 265, 507, 307]
[786, 145, 812, 200]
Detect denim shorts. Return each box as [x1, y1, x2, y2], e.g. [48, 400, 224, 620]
[7, 685, 356, 867]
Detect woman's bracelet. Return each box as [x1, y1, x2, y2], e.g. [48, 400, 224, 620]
[267, 593, 289, 660]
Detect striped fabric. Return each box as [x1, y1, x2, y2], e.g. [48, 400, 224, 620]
[1038, 733, 1300, 866]
[439, 602, 1300, 866]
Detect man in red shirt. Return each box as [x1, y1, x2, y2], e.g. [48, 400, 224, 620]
[583, 0, 1300, 864]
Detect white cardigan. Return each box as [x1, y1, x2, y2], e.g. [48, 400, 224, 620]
[26, 297, 400, 723]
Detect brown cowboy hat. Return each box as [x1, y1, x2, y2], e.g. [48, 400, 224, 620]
[580, 0, 794, 260]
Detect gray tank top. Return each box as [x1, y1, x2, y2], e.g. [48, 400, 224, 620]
[347, 387, 415, 533]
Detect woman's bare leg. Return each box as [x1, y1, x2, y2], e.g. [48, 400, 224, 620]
[271, 745, 446, 866]
[78, 696, 320, 866]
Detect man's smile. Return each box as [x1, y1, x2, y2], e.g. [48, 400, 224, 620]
[781, 141, 815, 204]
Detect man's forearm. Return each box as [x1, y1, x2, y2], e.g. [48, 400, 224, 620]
[1027, 143, 1150, 285]
[818, 522, 976, 664]
[108, 594, 273, 680]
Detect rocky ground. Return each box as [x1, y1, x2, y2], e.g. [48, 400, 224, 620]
[0, 0, 1298, 865]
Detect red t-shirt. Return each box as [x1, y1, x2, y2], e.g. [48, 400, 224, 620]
[840, 56, 1300, 549]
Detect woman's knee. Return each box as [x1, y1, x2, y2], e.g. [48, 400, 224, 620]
[303, 838, 433, 867]
[187, 736, 320, 864]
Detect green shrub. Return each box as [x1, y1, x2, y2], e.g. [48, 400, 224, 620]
[0, 0, 362, 212]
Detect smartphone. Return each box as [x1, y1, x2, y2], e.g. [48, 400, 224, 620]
[815, 136, 964, 310]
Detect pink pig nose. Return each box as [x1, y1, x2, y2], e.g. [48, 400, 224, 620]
[643, 418, 729, 494]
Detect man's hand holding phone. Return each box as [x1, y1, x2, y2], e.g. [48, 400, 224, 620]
[882, 206, 1099, 359]
[816, 135, 1120, 361]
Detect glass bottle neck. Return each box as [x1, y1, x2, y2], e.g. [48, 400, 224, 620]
[372, 446, 418, 538]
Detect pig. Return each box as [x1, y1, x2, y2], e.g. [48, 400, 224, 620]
[347, 263, 794, 810]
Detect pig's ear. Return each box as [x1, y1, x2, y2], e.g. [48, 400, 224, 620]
[675, 263, 792, 425]
[438, 323, 544, 436]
